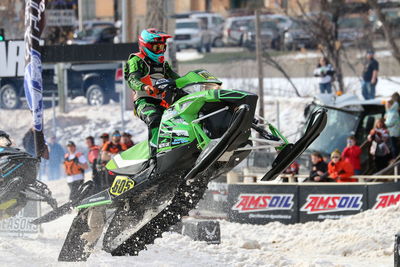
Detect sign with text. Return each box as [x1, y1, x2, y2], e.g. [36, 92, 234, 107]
[228, 184, 298, 224]
[0, 201, 40, 237]
[368, 182, 400, 210]
[299, 185, 368, 222]
[0, 41, 25, 77]
[46, 9, 75, 26]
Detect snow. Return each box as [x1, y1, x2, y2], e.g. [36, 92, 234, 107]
[0, 98, 148, 151]
[0, 178, 397, 266]
[176, 50, 204, 62]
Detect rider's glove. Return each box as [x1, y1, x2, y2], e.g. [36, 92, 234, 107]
[144, 85, 159, 97]
[154, 79, 176, 93]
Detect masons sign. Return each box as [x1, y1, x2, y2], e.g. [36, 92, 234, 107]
[0, 201, 40, 237]
[0, 40, 25, 77]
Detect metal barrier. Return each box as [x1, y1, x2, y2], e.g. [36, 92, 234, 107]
[238, 170, 400, 184]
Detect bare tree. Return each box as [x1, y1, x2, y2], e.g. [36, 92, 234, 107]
[262, 51, 301, 96]
[145, 0, 166, 29]
[296, 0, 346, 93]
[368, 0, 400, 66]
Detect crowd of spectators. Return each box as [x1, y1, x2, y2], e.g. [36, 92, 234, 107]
[30, 130, 135, 200]
[301, 92, 400, 183]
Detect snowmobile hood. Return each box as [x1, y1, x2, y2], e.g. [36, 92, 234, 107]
[106, 141, 150, 171]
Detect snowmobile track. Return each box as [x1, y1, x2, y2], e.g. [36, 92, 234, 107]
[109, 174, 209, 256]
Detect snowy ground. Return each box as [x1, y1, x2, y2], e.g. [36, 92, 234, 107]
[0, 178, 397, 266]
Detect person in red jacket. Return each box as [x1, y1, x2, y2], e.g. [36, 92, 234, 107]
[328, 149, 356, 183]
[341, 136, 362, 175]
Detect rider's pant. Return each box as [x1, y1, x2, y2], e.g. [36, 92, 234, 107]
[134, 97, 165, 157]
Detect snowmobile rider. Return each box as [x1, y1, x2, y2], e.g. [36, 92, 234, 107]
[124, 28, 180, 157]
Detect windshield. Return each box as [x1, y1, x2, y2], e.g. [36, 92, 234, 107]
[308, 107, 359, 155]
[176, 22, 199, 29]
[249, 20, 277, 31]
[291, 20, 307, 29]
[183, 83, 220, 94]
[338, 17, 365, 29]
[77, 27, 104, 39]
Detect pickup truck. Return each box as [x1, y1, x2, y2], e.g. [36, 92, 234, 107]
[0, 63, 121, 109]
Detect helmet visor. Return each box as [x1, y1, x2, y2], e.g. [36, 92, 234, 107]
[145, 42, 166, 54]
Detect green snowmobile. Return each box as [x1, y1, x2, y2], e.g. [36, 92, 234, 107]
[33, 69, 327, 261]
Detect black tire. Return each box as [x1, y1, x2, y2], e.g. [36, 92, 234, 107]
[213, 37, 224, 47]
[86, 84, 109, 106]
[0, 83, 21, 109]
[238, 35, 244, 46]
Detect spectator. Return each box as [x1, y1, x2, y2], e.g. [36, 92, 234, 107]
[64, 141, 88, 201]
[361, 50, 379, 100]
[385, 99, 400, 159]
[392, 92, 400, 107]
[86, 136, 101, 192]
[282, 161, 300, 182]
[342, 136, 362, 175]
[22, 127, 49, 159]
[308, 152, 329, 182]
[313, 57, 335, 94]
[22, 128, 36, 157]
[101, 131, 123, 188]
[368, 118, 391, 171]
[101, 130, 123, 162]
[121, 132, 134, 151]
[100, 133, 110, 147]
[47, 136, 65, 181]
[327, 149, 355, 183]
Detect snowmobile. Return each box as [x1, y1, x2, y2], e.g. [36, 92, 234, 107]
[0, 131, 57, 221]
[32, 69, 327, 261]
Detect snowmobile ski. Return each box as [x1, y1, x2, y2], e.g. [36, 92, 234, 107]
[261, 109, 327, 181]
[31, 181, 93, 225]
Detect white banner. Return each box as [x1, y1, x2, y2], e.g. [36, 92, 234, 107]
[46, 9, 76, 27]
[0, 201, 40, 237]
[0, 41, 25, 77]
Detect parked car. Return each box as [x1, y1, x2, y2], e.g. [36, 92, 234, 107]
[338, 15, 371, 47]
[283, 19, 316, 50]
[67, 25, 118, 45]
[223, 16, 253, 46]
[0, 63, 121, 109]
[191, 13, 225, 47]
[243, 19, 281, 50]
[266, 14, 293, 32]
[174, 18, 203, 51]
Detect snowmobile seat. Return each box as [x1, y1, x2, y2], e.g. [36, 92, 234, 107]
[106, 141, 151, 175]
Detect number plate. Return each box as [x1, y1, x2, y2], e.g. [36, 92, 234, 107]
[109, 176, 135, 196]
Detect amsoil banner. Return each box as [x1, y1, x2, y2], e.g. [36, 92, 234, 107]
[368, 182, 400, 210]
[227, 182, 400, 225]
[299, 185, 367, 222]
[228, 184, 298, 224]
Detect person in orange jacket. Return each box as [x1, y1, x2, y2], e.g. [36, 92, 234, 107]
[328, 149, 356, 183]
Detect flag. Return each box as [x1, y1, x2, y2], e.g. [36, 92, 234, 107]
[24, 0, 46, 158]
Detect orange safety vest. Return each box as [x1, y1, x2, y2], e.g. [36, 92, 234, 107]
[64, 152, 84, 176]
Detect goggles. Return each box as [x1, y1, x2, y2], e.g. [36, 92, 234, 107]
[145, 42, 166, 54]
